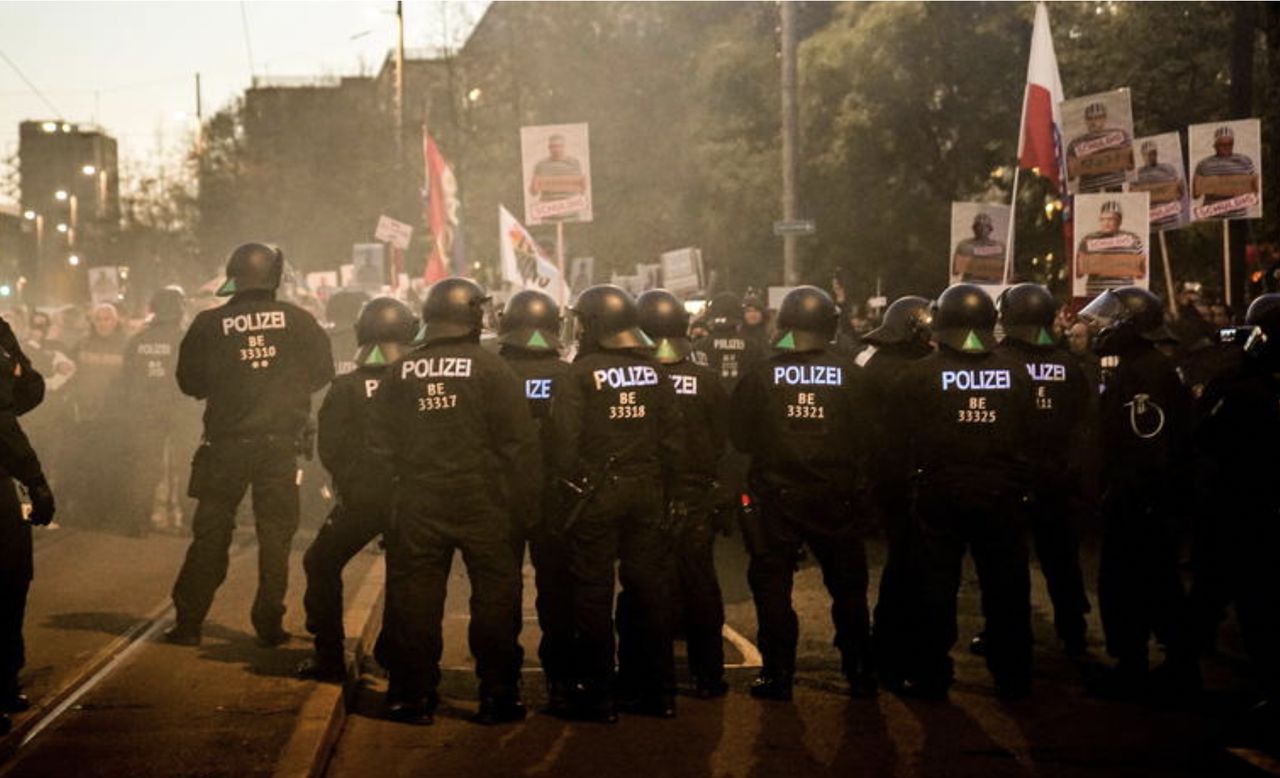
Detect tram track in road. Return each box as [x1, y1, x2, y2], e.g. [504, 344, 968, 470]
[0, 533, 259, 772]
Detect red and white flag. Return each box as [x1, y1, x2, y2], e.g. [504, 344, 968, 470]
[423, 127, 461, 283]
[1016, 2, 1066, 191]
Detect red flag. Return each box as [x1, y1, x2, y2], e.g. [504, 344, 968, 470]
[1016, 3, 1065, 192]
[423, 127, 461, 283]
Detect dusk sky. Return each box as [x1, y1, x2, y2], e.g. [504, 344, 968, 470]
[0, 1, 487, 193]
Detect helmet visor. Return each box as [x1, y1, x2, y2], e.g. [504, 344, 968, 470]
[1077, 290, 1127, 330]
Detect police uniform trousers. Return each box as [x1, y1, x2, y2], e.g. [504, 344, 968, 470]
[1223, 502, 1280, 700]
[871, 480, 913, 683]
[121, 419, 172, 534]
[381, 485, 520, 703]
[512, 508, 575, 687]
[1097, 488, 1192, 667]
[302, 501, 387, 663]
[746, 487, 870, 682]
[904, 483, 1032, 690]
[0, 478, 32, 696]
[569, 474, 675, 698]
[171, 437, 300, 637]
[1028, 483, 1089, 646]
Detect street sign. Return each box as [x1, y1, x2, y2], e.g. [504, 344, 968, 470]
[375, 215, 413, 250]
[773, 219, 816, 237]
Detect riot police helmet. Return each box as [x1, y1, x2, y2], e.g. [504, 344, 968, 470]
[326, 289, 371, 330]
[863, 295, 932, 346]
[571, 284, 652, 350]
[1078, 286, 1175, 350]
[355, 297, 417, 365]
[637, 289, 692, 364]
[421, 277, 489, 342]
[932, 283, 997, 354]
[216, 242, 284, 296]
[772, 285, 837, 352]
[706, 292, 743, 329]
[998, 283, 1059, 347]
[1243, 293, 1280, 364]
[498, 289, 561, 352]
[149, 287, 186, 323]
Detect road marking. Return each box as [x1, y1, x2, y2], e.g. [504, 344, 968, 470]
[723, 623, 763, 668]
[1229, 748, 1280, 776]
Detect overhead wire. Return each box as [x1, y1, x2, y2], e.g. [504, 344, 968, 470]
[0, 48, 63, 117]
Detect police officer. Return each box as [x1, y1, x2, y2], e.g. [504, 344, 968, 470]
[495, 289, 573, 712]
[0, 316, 54, 732]
[119, 287, 189, 535]
[167, 243, 335, 647]
[730, 286, 875, 700]
[1194, 294, 1280, 735]
[297, 298, 416, 682]
[326, 290, 370, 377]
[980, 284, 1092, 657]
[1078, 286, 1198, 698]
[370, 278, 538, 726]
[695, 292, 764, 393]
[890, 284, 1036, 699]
[550, 284, 682, 721]
[636, 289, 730, 698]
[857, 295, 934, 688]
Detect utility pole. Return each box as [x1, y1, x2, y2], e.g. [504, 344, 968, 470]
[395, 0, 406, 165]
[194, 73, 204, 155]
[780, 0, 799, 287]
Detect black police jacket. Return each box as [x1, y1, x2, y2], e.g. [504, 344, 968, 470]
[890, 346, 1036, 494]
[318, 362, 391, 507]
[1096, 342, 1191, 495]
[120, 319, 185, 416]
[176, 291, 334, 442]
[0, 323, 46, 488]
[729, 346, 869, 492]
[1196, 358, 1280, 512]
[329, 326, 359, 377]
[550, 347, 682, 484]
[660, 357, 727, 484]
[369, 335, 539, 507]
[500, 346, 569, 482]
[694, 325, 766, 393]
[998, 339, 1092, 482]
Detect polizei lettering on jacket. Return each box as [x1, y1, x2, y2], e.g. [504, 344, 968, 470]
[222, 310, 287, 336]
[773, 365, 843, 386]
[940, 369, 1011, 391]
[1025, 362, 1066, 382]
[526, 378, 552, 400]
[592, 365, 659, 391]
[401, 356, 474, 380]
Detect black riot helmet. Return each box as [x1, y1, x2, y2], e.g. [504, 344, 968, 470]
[355, 297, 417, 366]
[572, 284, 652, 350]
[863, 295, 932, 346]
[149, 287, 186, 323]
[706, 292, 743, 331]
[1243, 293, 1280, 365]
[998, 283, 1059, 347]
[499, 289, 562, 352]
[421, 277, 489, 342]
[637, 289, 692, 364]
[326, 289, 371, 329]
[1078, 286, 1175, 354]
[932, 283, 997, 354]
[772, 285, 837, 352]
[216, 242, 284, 296]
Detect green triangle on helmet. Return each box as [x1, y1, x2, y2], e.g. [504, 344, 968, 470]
[775, 331, 796, 350]
[215, 277, 238, 296]
[363, 344, 387, 365]
[962, 330, 984, 352]
[526, 330, 551, 349]
[1036, 327, 1054, 346]
[655, 338, 679, 361]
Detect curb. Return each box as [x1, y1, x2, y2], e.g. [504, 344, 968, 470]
[273, 554, 385, 778]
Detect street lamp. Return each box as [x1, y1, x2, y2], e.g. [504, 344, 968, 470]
[82, 165, 97, 176]
[67, 254, 80, 267]
[56, 223, 68, 234]
[54, 190, 68, 202]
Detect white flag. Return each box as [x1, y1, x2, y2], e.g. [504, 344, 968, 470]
[499, 205, 566, 305]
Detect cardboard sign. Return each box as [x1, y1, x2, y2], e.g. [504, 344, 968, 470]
[1079, 252, 1145, 278]
[521, 123, 593, 225]
[374, 215, 413, 250]
[1195, 174, 1258, 199]
[1130, 179, 1182, 203]
[1067, 144, 1133, 179]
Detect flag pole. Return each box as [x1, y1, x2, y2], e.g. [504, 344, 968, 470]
[1158, 231, 1177, 319]
[1222, 221, 1233, 308]
[1004, 164, 1021, 285]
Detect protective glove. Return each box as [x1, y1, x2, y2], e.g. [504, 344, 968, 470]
[26, 477, 55, 526]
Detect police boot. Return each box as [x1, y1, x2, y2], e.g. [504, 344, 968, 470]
[256, 628, 292, 648]
[969, 632, 987, 657]
[296, 653, 346, 683]
[0, 679, 29, 713]
[544, 678, 573, 716]
[619, 691, 677, 719]
[0, 712, 9, 736]
[1148, 658, 1202, 704]
[692, 677, 730, 699]
[846, 649, 878, 699]
[893, 674, 950, 701]
[748, 673, 794, 702]
[386, 691, 438, 726]
[570, 683, 618, 724]
[473, 696, 527, 726]
[163, 623, 202, 647]
[1087, 656, 1148, 701]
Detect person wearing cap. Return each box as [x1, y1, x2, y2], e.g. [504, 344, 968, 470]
[166, 243, 335, 648]
[297, 298, 417, 683]
[368, 278, 537, 726]
[741, 290, 770, 354]
[1078, 287, 1199, 699]
[951, 212, 1007, 283]
[635, 289, 730, 700]
[1192, 125, 1259, 219]
[1066, 101, 1133, 193]
[118, 288, 190, 535]
[1076, 199, 1147, 297]
[855, 296, 934, 689]
[549, 284, 683, 721]
[325, 290, 372, 377]
[1133, 139, 1187, 230]
[730, 286, 876, 701]
[495, 289, 575, 715]
[693, 292, 765, 394]
[887, 284, 1037, 700]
